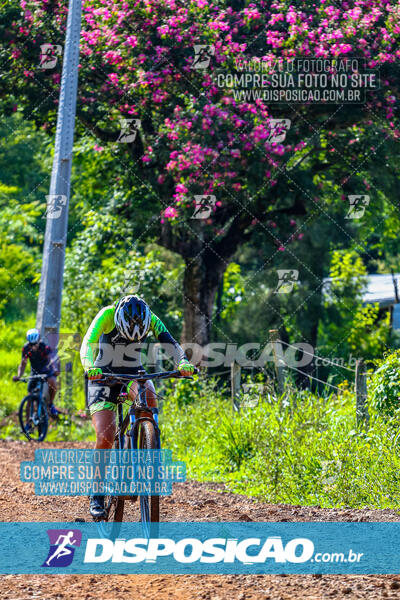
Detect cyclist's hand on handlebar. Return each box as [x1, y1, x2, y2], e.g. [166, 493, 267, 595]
[178, 359, 195, 376]
[86, 367, 103, 381]
[12, 375, 20, 382]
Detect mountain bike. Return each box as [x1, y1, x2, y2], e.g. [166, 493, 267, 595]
[95, 369, 196, 539]
[17, 374, 51, 441]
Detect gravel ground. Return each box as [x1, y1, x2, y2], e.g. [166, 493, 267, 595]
[1, 440, 400, 600]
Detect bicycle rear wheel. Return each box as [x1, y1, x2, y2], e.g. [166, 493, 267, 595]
[138, 419, 160, 538]
[19, 395, 48, 442]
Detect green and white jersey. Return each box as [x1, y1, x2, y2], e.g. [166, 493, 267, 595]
[80, 304, 185, 372]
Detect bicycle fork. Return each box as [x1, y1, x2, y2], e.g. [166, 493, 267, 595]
[129, 409, 161, 449]
[129, 383, 161, 449]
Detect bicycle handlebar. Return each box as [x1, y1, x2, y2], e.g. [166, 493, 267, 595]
[17, 374, 49, 383]
[97, 367, 199, 384]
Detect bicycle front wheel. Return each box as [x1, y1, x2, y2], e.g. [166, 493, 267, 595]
[96, 435, 125, 539]
[138, 419, 160, 537]
[19, 395, 48, 442]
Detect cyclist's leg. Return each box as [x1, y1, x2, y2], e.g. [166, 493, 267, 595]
[88, 380, 120, 448]
[91, 409, 116, 449]
[87, 381, 120, 518]
[27, 373, 36, 394]
[89, 406, 115, 517]
[47, 375, 57, 405]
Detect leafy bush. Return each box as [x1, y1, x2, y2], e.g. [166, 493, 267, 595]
[161, 378, 400, 508]
[369, 350, 400, 416]
[318, 250, 390, 363]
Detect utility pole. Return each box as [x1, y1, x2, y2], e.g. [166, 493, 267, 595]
[36, 0, 82, 348]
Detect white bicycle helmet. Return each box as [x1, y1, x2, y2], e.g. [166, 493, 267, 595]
[26, 328, 40, 344]
[114, 295, 151, 341]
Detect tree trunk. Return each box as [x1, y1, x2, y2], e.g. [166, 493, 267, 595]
[181, 252, 226, 351]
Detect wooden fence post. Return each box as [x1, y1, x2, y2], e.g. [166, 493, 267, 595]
[65, 361, 73, 413]
[231, 361, 241, 411]
[356, 359, 369, 425]
[269, 329, 285, 394]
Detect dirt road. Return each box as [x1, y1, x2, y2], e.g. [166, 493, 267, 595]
[1, 440, 400, 599]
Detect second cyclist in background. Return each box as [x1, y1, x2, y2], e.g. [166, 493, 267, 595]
[13, 328, 60, 417]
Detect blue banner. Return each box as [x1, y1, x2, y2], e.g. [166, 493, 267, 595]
[1, 522, 400, 574]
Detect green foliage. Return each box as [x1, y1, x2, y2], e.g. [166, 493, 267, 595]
[318, 250, 390, 362]
[63, 207, 184, 335]
[0, 114, 49, 318]
[347, 304, 390, 357]
[219, 263, 245, 321]
[0, 243, 35, 317]
[0, 317, 30, 419]
[161, 381, 400, 508]
[164, 375, 223, 410]
[369, 350, 400, 417]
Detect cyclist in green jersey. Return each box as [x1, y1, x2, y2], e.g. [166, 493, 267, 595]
[80, 294, 194, 518]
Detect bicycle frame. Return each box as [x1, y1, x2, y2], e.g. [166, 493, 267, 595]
[107, 371, 183, 449]
[98, 368, 193, 449]
[20, 374, 48, 413]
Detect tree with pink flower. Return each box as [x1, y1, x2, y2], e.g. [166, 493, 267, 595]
[1, 0, 400, 346]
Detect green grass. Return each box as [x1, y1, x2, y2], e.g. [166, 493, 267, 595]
[2, 318, 400, 510]
[160, 377, 400, 509]
[0, 317, 30, 416]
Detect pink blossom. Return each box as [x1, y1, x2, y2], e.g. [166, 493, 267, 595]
[164, 206, 178, 219]
[126, 35, 137, 48]
[108, 73, 119, 86]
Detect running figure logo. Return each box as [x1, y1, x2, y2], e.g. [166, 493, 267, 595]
[39, 43, 62, 69]
[192, 45, 215, 70]
[44, 194, 67, 219]
[192, 195, 217, 219]
[268, 119, 291, 143]
[116, 118, 141, 143]
[345, 195, 370, 219]
[275, 269, 299, 293]
[42, 529, 82, 568]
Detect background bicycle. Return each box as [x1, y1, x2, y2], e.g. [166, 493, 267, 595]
[17, 374, 53, 442]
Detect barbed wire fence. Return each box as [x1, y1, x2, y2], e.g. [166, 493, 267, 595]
[229, 329, 369, 425]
